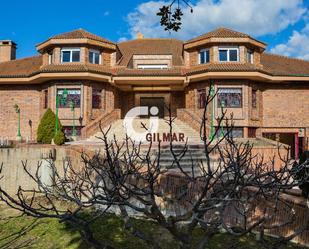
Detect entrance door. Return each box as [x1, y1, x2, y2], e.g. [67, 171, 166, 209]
[140, 97, 165, 118]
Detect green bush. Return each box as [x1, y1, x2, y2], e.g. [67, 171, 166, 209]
[37, 108, 63, 144]
[53, 131, 66, 145]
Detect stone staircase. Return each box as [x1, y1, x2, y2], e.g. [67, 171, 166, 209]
[157, 144, 218, 176]
[70, 118, 218, 175]
[85, 118, 202, 145]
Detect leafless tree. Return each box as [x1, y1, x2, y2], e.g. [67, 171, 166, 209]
[0, 87, 308, 249]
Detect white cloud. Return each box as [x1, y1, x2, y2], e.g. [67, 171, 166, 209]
[271, 24, 309, 60]
[118, 37, 128, 42]
[126, 0, 307, 40]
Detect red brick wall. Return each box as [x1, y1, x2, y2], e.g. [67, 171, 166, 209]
[262, 84, 309, 128]
[0, 85, 42, 140]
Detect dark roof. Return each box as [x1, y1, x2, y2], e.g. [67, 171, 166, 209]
[117, 39, 184, 67]
[261, 53, 309, 76]
[43, 29, 114, 45]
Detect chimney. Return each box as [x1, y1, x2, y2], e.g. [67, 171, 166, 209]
[0, 40, 16, 63]
[137, 32, 144, 40]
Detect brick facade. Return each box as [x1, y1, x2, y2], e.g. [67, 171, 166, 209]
[0, 85, 42, 141]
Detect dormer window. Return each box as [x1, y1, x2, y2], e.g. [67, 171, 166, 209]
[89, 50, 101, 64]
[219, 47, 239, 62]
[61, 48, 80, 63]
[247, 49, 254, 64]
[133, 55, 171, 69]
[199, 49, 210, 64]
[137, 64, 168, 69]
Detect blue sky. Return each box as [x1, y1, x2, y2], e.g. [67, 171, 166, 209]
[1, 0, 309, 60]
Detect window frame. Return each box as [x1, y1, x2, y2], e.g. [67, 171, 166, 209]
[57, 88, 81, 108]
[252, 89, 257, 108]
[92, 88, 102, 109]
[61, 48, 81, 63]
[247, 49, 254, 64]
[197, 88, 206, 109]
[199, 49, 210, 64]
[137, 64, 169, 69]
[217, 87, 243, 108]
[89, 49, 101, 64]
[218, 47, 239, 62]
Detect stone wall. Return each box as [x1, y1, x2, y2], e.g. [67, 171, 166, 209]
[0, 145, 92, 195]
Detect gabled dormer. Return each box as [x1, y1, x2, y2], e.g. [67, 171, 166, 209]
[36, 29, 117, 66]
[184, 27, 266, 67]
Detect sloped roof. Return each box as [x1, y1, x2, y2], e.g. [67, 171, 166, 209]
[38, 29, 115, 46]
[115, 67, 184, 76]
[261, 53, 309, 76]
[117, 39, 184, 67]
[40, 63, 113, 75]
[187, 62, 261, 75]
[0, 56, 42, 77]
[186, 27, 266, 46]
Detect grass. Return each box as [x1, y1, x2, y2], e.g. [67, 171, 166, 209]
[0, 205, 306, 249]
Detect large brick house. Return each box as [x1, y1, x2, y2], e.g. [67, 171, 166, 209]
[0, 27, 309, 157]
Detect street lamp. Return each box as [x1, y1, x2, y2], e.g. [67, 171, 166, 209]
[220, 100, 225, 138]
[55, 88, 68, 135]
[209, 83, 215, 140]
[70, 100, 76, 137]
[14, 104, 22, 141]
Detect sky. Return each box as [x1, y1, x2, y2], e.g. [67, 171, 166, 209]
[0, 0, 308, 60]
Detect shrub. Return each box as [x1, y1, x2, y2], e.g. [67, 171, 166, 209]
[37, 108, 63, 144]
[53, 131, 66, 145]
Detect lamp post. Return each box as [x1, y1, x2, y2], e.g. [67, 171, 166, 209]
[209, 83, 215, 140]
[14, 104, 22, 141]
[55, 88, 68, 135]
[70, 100, 76, 137]
[220, 100, 225, 138]
[29, 119, 32, 142]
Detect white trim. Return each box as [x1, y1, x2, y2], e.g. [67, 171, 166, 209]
[61, 48, 81, 63]
[218, 47, 239, 62]
[199, 49, 210, 64]
[137, 64, 168, 69]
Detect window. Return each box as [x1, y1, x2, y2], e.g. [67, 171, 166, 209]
[137, 64, 168, 69]
[199, 49, 210, 64]
[217, 88, 242, 108]
[44, 90, 48, 109]
[61, 48, 80, 63]
[252, 89, 257, 108]
[48, 51, 53, 65]
[217, 127, 244, 138]
[89, 50, 101, 64]
[63, 126, 82, 137]
[57, 89, 81, 108]
[248, 128, 256, 138]
[218, 47, 239, 62]
[92, 89, 102, 109]
[247, 49, 254, 64]
[197, 89, 206, 109]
